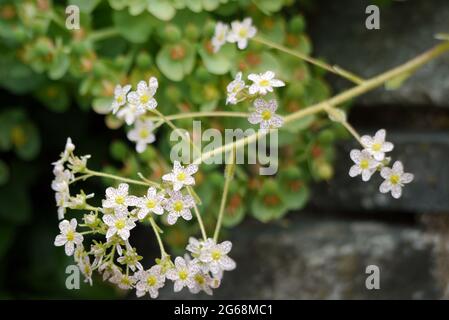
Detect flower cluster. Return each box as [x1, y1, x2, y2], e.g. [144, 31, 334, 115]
[349, 129, 414, 199]
[212, 18, 257, 52]
[225, 71, 285, 131]
[226, 70, 285, 105]
[110, 78, 159, 153]
[52, 139, 236, 297]
[51, 137, 93, 220]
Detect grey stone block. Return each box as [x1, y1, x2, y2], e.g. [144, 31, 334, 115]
[158, 214, 441, 299]
[309, 0, 449, 107]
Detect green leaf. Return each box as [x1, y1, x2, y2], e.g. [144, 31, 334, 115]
[280, 167, 310, 210]
[92, 97, 113, 115]
[156, 41, 196, 81]
[14, 122, 41, 161]
[69, 0, 101, 13]
[113, 10, 154, 43]
[49, 51, 70, 80]
[252, 0, 284, 14]
[198, 44, 233, 75]
[147, 0, 176, 21]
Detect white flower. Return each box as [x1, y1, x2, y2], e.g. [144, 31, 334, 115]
[127, 77, 158, 112]
[166, 257, 199, 292]
[379, 161, 414, 199]
[135, 265, 165, 298]
[164, 191, 194, 225]
[361, 129, 394, 161]
[109, 269, 136, 290]
[54, 218, 83, 256]
[127, 119, 156, 153]
[199, 240, 236, 275]
[102, 183, 133, 210]
[116, 101, 146, 126]
[189, 271, 214, 295]
[117, 245, 143, 272]
[226, 72, 246, 105]
[248, 71, 285, 95]
[78, 255, 93, 285]
[51, 169, 72, 193]
[349, 149, 379, 182]
[134, 187, 165, 220]
[162, 161, 198, 191]
[227, 17, 257, 50]
[186, 237, 215, 273]
[103, 208, 136, 241]
[248, 98, 283, 131]
[211, 22, 228, 53]
[111, 84, 131, 114]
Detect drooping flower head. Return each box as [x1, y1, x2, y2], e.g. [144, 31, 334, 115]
[227, 18, 257, 50]
[226, 72, 246, 105]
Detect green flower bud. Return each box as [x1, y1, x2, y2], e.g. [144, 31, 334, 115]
[163, 24, 182, 43]
[289, 15, 306, 33]
[185, 23, 200, 41]
[136, 51, 152, 68]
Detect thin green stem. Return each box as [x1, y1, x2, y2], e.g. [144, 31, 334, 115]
[146, 111, 249, 122]
[213, 149, 235, 242]
[85, 169, 159, 188]
[87, 27, 119, 42]
[149, 216, 168, 257]
[187, 187, 207, 241]
[253, 36, 365, 85]
[194, 41, 449, 165]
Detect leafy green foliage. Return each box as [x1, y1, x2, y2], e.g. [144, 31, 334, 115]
[0, 0, 346, 298]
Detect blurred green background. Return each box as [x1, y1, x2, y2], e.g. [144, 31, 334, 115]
[0, 0, 401, 299]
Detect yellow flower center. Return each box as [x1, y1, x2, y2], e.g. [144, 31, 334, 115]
[115, 219, 126, 230]
[173, 200, 184, 212]
[238, 28, 248, 38]
[115, 196, 125, 205]
[177, 172, 186, 181]
[390, 174, 400, 185]
[372, 143, 382, 152]
[360, 159, 369, 170]
[117, 95, 124, 103]
[261, 110, 272, 121]
[259, 79, 270, 87]
[140, 94, 149, 104]
[66, 230, 74, 241]
[211, 250, 221, 261]
[179, 270, 188, 280]
[147, 275, 157, 286]
[146, 199, 156, 209]
[139, 129, 149, 139]
[194, 274, 205, 285]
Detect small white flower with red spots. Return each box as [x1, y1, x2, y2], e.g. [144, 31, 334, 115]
[102, 183, 133, 210]
[349, 149, 380, 182]
[248, 98, 283, 131]
[379, 161, 414, 199]
[54, 218, 83, 256]
[199, 240, 236, 275]
[111, 84, 131, 114]
[211, 22, 228, 53]
[103, 208, 136, 241]
[166, 257, 199, 292]
[134, 187, 165, 220]
[361, 129, 394, 161]
[226, 72, 246, 105]
[127, 119, 156, 153]
[248, 71, 285, 95]
[162, 161, 198, 191]
[135, 265, 165, 298]
[164, 190, 194, 225]
[127, 77, 158, 112]
[227, 18, 257, 50]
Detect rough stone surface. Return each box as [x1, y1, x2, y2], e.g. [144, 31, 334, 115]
[312, 131, 449, 213]
[157, 213, 441, 300]
[309, 0, 449, 107]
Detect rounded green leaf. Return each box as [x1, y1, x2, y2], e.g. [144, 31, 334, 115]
[147, 0, 176, 21]
[113, 10, 154, 43]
